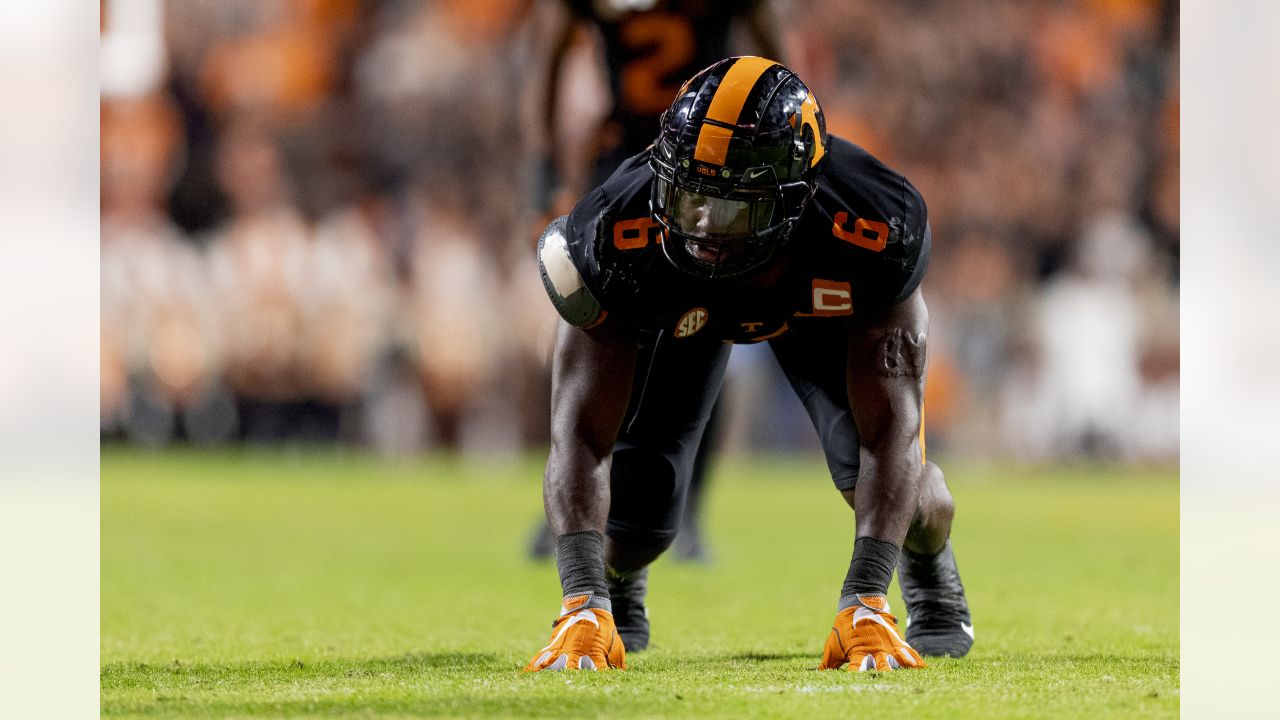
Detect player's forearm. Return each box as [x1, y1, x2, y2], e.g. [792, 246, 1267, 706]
[543, 443, 613, 605]
[845, 290, 930, 544]
[838, 441, 922, 607]
[853, 445, 924, 545]
[543, 320, 636, 536]
[543, 442, 612, 535]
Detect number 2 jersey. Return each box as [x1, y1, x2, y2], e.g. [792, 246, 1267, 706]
[565, 0, 764, 145]
[538, 134, 931, 344]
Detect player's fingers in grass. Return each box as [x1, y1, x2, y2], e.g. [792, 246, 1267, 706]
[530, 652, 607, 672]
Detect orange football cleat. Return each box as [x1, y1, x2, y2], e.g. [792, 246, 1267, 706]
[524, 594, 627, 672]
[820, 595, 927, 672]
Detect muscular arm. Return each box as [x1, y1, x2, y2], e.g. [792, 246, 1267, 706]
[537, 4, 579, 213]
[544, 318, 639, 534]
[845, 288, 929, 544]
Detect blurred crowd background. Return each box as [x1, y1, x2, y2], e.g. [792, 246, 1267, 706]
[100, 0, 1178, 462]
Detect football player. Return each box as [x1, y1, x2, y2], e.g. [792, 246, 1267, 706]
[525, 57, 973, 673]
[529, 0, 783, 567]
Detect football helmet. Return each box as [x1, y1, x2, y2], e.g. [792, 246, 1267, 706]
[650, 56, 828, 279]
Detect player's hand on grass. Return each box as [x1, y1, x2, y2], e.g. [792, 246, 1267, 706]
[820, 595, 926, 672]
[524, 594, 626, 672]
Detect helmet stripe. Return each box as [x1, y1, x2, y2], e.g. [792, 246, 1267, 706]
[693, 56, 777, 166]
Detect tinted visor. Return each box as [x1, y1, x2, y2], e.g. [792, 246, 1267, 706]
[654, 178, 778, 240]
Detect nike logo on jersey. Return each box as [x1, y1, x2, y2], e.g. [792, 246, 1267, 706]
[745, 167, 770, 180]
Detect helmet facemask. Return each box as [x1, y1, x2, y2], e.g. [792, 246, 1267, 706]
[650, 152, 813, 280]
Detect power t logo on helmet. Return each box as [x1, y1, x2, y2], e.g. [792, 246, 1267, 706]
[650, 56, 829, 279]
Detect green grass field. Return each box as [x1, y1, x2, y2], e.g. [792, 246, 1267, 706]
[101, 448, 1178, 718]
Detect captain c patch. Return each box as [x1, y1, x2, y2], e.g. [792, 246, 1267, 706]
[811, 279, 853, 316]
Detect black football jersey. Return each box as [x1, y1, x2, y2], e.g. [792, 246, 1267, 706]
[543, 135, 931, 344]
[564, 0, 761, 149]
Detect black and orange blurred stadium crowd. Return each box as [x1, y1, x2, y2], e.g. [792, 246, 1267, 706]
[101, 0, 1178, 461]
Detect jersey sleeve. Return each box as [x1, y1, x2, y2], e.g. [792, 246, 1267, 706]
[818, 140, 932, 310]
[537, 173, 653, 328]
[855, 179, 930, 308]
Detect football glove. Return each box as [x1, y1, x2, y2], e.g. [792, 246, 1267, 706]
[523, 594, 626, 672]
[819, 595, 927, 672]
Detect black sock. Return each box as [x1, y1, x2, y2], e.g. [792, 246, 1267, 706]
[839, 536, 901, 610]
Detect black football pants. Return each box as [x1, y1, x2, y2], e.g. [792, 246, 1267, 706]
[605, 326, 861, 552]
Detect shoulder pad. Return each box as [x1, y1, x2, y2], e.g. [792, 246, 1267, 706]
[538, 215, 606, 328]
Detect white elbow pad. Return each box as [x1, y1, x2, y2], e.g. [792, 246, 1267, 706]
[538, 216, 605, 328]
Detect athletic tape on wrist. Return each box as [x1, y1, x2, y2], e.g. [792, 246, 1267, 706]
[840, 536, 900, 608]
[555, 530, 610, 602]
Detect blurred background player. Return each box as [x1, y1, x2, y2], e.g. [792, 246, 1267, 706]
[536, 0, 782, 211]
[101, 93, 234, 446]
[527, 0, 784, 562]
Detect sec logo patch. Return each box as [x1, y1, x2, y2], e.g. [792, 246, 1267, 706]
[674, 308, 709, 338]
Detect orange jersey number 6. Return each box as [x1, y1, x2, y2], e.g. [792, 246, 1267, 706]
[613, 217, 662, 250]
[832, 212, 890, 252]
